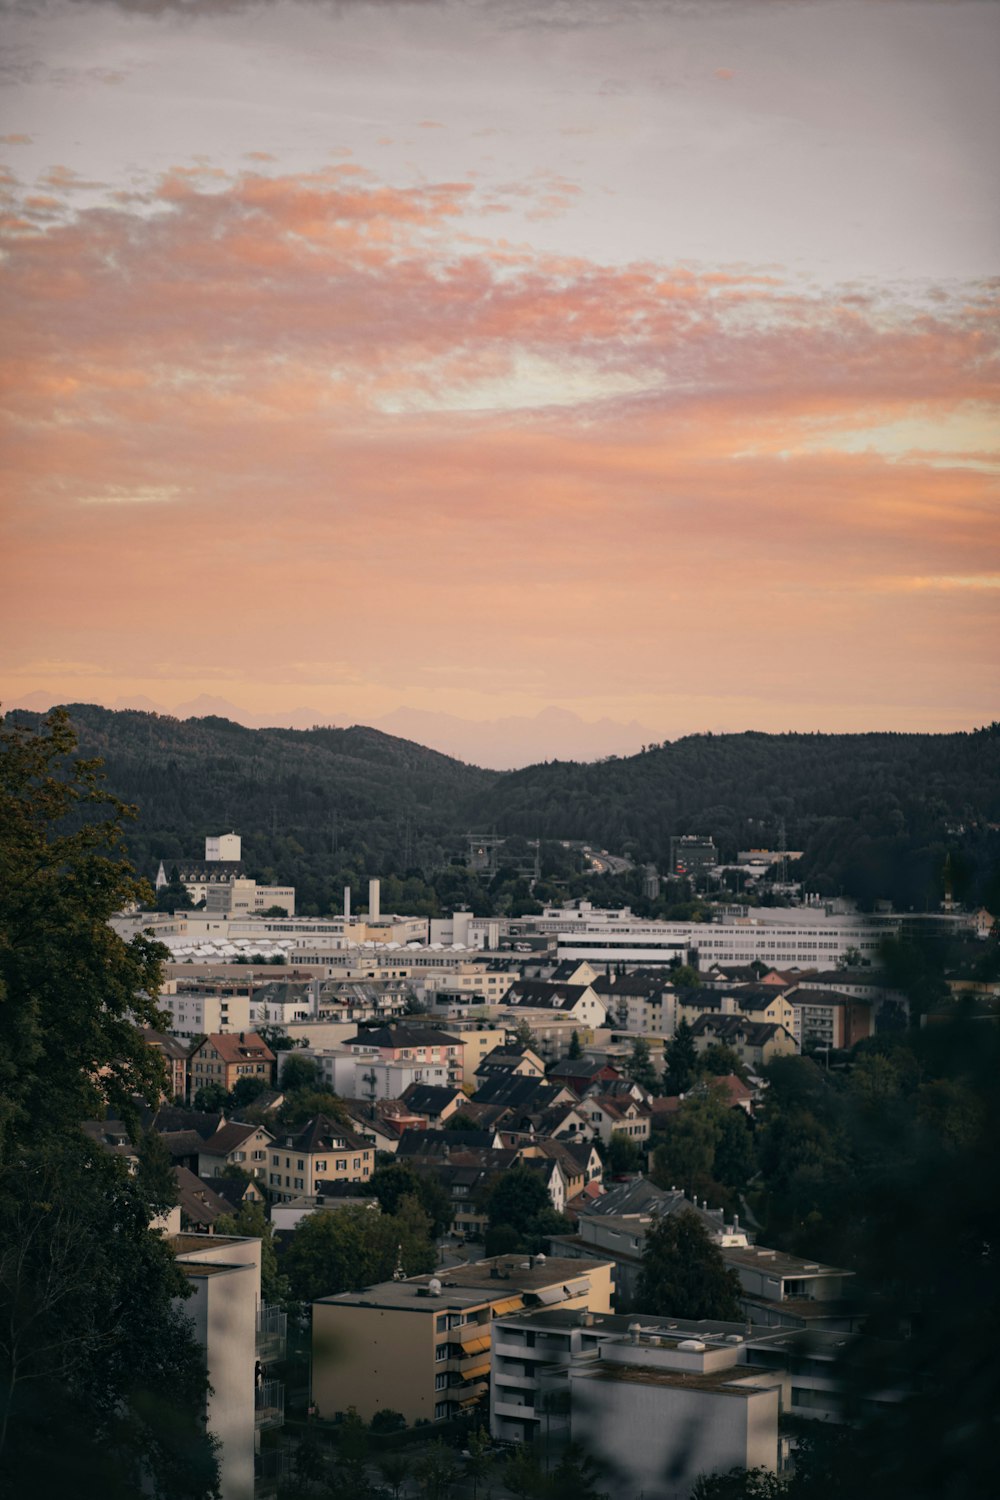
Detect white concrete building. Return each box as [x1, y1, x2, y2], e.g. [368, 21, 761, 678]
[491, 1309, 780, 1495]
[172, 1231, 285, 1500]
[206, 833, 243, 862]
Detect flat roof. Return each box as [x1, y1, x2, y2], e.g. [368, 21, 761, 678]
[170, 1233, 253, 1255]
[317, 1282, 494, 1313]
[722, 1245, 850, 1279]
[575, 1361, 778, 1397]
[315, 1256, 610, 1312]
[408, 1256, 607, 1294]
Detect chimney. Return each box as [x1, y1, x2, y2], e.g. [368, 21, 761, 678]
[369, 878, 381, 922]
[344, 885, 351, 920]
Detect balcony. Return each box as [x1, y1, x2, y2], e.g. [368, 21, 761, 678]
[494, 1394, 537, 1419]
[255, 1380, 284, 1431]
[256, 1304, 287, 1363]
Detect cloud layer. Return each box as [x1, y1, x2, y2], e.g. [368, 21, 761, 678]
[2, 158, 998, 736]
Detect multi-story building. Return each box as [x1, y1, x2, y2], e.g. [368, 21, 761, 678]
[160, 986, 255, 1042]
[171, 1230, 286, 1500]
[188, 1032, 275, 1098]
[786, 987, 874, 1051]
[347, 1024, 464, 1086]
[491, 1308, 785, 1494]
[669, 835, 719, 877]
[266, 1113, 375, 1202]
[687, 1015, 798, 1070]
[312, 1256, 614, 1427]
[140, 1027, 191, 1101]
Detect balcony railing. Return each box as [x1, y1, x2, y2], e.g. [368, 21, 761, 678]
[256, 1304, 287, 1362]
[255, 1380, 285, 1430]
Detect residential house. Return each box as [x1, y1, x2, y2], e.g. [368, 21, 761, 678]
[173, 1166, 233, 1233]
[688, 1015, 798, 1069]
[585, 1093, 652, 1147]
[499, 981, 609, 1032]
[189, 1032, 276, 1100]
[348, 1025, 464, 1088]
[399, 1082, 468, 1127]
[547, 1056, 623, 1098]
[266, 1113, 375, 1202]
[141, 1027, 191, 1101]
[197, 1121, 274, 1182]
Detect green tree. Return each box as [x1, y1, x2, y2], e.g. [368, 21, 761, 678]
[664, 1020, 698, 1095]
[277, 1089, 350, 1130]
[137, 1126, 179, 1211]
[280, 1053, 321, 1093]
[671, 964, 702, 993]
[651, 1093, 724, 1195]
[464, 1426, 494, 1500]
[483, 1163, 551, 1237]
[229, 1074, 269, 1109]
[626, 1035, 660, 1094]
[283, 1202, 434, 1303]
[512, 1018, 537, 1049]
[215, 1198, 288, 1307]
[193, 1082, 229, 1113]
[635, 1210, 742, 1321]
[568, 1030, 583, 1060]
[607, 1130, 642, 1175]
[334, 1406, 371, 1498]
[0, 709, 218, 1496]
[415, 1438, 459, 1500]
[547, 1441, 608, 1500]
[690, 1467, 783, 1499]
[713, 1106, 755, 1192]
[378, 1452, 411, 1499]
[370, 1407, 406, 1434]
[698, 1043, 749, 1082]
[503, 1443, 547, 1500]
[371, 1162, 452, 1238]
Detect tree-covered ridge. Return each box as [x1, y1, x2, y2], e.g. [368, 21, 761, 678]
[6, 707, 999, 914]
[476, 727, 1000, 910]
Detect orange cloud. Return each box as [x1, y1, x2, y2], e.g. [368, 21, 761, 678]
[1, 163, 996, 730]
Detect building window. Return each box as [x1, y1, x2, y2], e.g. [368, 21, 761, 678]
[336, 1158, 347, 1171]
[435, 1372, 448, 1390]
[271, 1155, 280, 1167]
[293, 1177, 304, 1190]
[315, 1160, 327, 1173]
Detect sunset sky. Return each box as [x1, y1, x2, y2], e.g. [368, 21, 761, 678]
[2, 0, 998, 764]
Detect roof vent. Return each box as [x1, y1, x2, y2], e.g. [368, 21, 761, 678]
[677, 1339, 706, 1352]
[427, 1278, 443, 1298]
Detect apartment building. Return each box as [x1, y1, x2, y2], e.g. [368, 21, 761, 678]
[312, 1256, 614, 1427]
[172, 1231, 286, 1500]
[490, 1308, 781, 1495]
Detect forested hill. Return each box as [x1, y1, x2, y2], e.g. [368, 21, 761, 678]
[476, 728, 1000, 910]
[7, 704, 497, 911]
[7, 706, 1000, 914]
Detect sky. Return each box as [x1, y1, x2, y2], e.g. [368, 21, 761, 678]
[1, 0, 998, 766]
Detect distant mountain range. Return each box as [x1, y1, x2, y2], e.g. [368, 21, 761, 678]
[4, 692, 652, 769]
